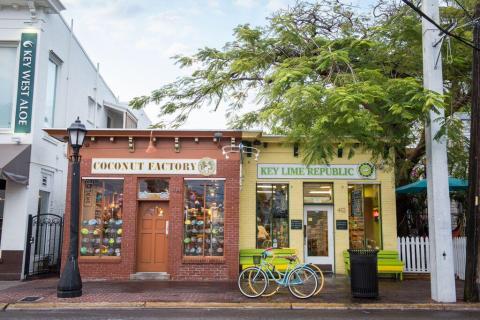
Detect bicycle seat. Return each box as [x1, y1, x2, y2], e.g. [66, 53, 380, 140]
[284, 255, 297, 262]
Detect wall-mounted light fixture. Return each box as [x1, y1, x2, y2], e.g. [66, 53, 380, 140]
[222, 142, 261, 190]
[109, 137, 115, 143]
[213, 132, 223, 143]
[146, 131, 156, 154]
[293, 143, 299, 157]
[337, 144, 343, 158]
[222, 143, 260, 161]
[11, 137, 21, 144]
[194, 137, 199, 143]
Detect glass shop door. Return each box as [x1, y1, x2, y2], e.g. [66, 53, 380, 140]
[303, 205, 334, 267]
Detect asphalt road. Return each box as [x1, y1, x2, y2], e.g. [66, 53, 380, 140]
[0, 309, 479, 320]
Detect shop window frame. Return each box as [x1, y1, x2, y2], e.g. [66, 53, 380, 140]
[0, 42, 19, 131]
[183, 178, 226, 260]
[255, 183, 290, 249]
[79, 177, 124, 261]
[303, 182, 334, 205]
[347, 183, 383, 250]
[44, 53, 61, 128]
[137, 178, 170, 201]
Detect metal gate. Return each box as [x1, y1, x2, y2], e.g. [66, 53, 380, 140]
[24, 213, 63, 279]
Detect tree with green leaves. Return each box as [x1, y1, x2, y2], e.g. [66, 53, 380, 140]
[130, 0, 473, 186]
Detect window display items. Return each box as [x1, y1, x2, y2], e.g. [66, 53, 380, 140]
[256, 184, 289, 248]
[183, 180, 225, 257]
[348, 184, 382, 249]
[80, 179, 123, 257]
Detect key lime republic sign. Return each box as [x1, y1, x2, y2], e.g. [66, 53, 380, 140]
[14, 33, 37, 133]
[257, 163, 376, 180]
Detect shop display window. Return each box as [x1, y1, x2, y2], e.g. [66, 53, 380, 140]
[303, 183, 333, 204]
[256, 184, 289, 249]
[348, 184, 382, 249]
[80, 179, 124, 257]
[138, 178, 169, 200]
[183, 179, 225, 257]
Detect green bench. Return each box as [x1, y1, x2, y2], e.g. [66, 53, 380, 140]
[343, 250, 404, 280]
[239, 248, 297, 272]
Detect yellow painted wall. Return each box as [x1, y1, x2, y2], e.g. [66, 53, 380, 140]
[239, 140, 397, 274]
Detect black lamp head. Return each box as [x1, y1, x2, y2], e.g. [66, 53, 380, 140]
[67, 117, 87, 149]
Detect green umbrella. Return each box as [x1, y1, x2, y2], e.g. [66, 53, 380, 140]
[396, 177, 468, 194]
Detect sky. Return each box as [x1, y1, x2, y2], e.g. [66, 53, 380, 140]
[60, 0, 374, 129]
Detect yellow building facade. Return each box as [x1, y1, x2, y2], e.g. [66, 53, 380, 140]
[239, 133, 398, 274]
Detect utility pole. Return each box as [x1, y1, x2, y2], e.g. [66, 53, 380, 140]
[422, 0, 456, 302]
[464, 2, 480, 303]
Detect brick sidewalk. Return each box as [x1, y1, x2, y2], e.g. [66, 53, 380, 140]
[0, 276, 466, 305]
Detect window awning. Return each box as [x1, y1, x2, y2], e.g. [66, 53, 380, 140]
[0, 144, 31, 185]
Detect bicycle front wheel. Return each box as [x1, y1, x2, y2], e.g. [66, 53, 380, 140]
[262, 268, 282, 297]
[287, 267, 318, 299]
[238, 267, 268, 298]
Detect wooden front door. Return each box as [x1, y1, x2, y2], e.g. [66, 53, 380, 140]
[137, 202, 169, 272]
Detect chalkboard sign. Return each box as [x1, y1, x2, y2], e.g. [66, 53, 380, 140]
[351, 189, 363, 216]
[336, 220, 348, 230]
[290, 219, 303, 230]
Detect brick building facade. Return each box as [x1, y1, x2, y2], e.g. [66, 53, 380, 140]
[54, 129, 241, 281]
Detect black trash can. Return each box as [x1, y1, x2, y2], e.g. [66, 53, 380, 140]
[348, 249, 379, 298]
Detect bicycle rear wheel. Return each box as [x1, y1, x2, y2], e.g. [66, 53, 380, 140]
[238, 267, 268, 298]
[307, 263, 325, 295]
[287, 267, 318, 299]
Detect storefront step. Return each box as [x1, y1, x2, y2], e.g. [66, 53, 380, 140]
[130, 272, 171, 281]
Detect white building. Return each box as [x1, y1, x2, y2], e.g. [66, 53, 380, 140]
[0, 0, 150, 280]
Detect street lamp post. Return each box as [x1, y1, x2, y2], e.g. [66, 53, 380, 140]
[57, 117, 87, 298]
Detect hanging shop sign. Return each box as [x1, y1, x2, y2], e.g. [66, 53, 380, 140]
[257, 163, 376, 180]
[91, 158, 217, 176]
[14, 33, 38, 133]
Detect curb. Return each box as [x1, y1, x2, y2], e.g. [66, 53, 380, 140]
[145, 302, 291, 309]
[291, 302, 480, 311]
[6, 302, 145, 310]
[4, 301, 480, 311]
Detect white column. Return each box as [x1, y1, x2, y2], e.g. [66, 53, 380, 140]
[422, 0, 456, 302]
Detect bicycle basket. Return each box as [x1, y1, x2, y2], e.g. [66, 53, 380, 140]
[253, 256, 261, 264]
[261, 250, 273, 259]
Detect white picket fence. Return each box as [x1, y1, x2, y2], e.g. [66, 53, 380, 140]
[453, 237, 467, 280]
[397, 236, 467, 280]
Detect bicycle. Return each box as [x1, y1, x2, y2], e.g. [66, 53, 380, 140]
[257, 248, 324, 297]
[238, 248, 318, 299]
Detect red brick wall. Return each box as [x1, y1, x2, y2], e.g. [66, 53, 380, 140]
[61, 134, 241, 281]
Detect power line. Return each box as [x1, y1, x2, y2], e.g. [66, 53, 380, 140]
[401, 0, 480, 50]
[453, 0, 474, 21]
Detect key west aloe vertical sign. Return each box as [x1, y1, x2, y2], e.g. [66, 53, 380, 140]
[14, 33, 37, 133]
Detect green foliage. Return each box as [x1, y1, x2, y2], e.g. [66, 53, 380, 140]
[131, 0, 473, 184]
